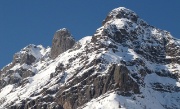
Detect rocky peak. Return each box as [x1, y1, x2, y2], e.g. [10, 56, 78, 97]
[0, 7, 180, 109]
[95, 7, 180, 65]
[13, 44, 45, 65]
[103, 7, 139, 25]
[0, 44, 50, 91]
[51, 28, 75, 59]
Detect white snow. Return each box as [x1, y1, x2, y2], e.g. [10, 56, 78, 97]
[78, 36, 92, 46]
[0, 7, 180, 109]
[81, 92, 121, 109]
[0, 85, 14, 99]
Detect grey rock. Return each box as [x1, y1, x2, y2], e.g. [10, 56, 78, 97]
[51, 28, 75, 59]
[1, 7, 180, 109]
[55, 64, 139, 109]
[13, 45, 38, 65]
[102, 7, 139, 25]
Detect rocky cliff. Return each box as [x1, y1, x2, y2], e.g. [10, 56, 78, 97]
[0, 7, 180, 109]
[51, 28, 75, 59]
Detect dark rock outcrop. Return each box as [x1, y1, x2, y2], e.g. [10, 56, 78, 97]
[13, 53, 36, 65]
[51, 28, 75, 59]
[1, 7, 180, 109]
[13, 44, 39, 65]
[55, 64, 139, 109]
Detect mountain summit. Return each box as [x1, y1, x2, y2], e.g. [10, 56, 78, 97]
[0, 7, 180, 109]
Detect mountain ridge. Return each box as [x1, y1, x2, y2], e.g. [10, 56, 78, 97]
[0, 7, 180, 109]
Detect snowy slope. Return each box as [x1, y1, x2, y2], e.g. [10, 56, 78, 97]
[0, 36, 95, 108]
[0, 7, 180, 109]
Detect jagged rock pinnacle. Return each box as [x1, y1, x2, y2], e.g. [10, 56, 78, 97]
[51, 28, 75, 59]
[0, 7, 180, 109]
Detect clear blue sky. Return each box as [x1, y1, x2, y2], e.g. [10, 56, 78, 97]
[0, 0, 180, 69]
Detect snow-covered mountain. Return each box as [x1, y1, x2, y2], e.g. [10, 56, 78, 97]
[0, 7, 180, 109]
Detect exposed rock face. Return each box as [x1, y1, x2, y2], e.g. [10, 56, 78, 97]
[102, 7, 139, 25]
[55, 64, 139, 109]
[13, 44, 43, 65]
[13, 53, 36, 65]
[51, 28, 75, 59]
[1, 7, 180, 109]
[0, 44, 50, 90]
